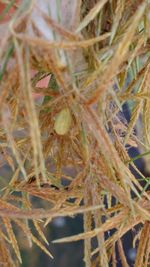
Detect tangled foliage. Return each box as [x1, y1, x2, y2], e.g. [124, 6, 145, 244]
[0, 0, 150, 266]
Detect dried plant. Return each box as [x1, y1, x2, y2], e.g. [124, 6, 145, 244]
[0, 0, 150, 266]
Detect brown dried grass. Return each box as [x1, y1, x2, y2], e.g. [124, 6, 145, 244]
[0, 0, 150, 266]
